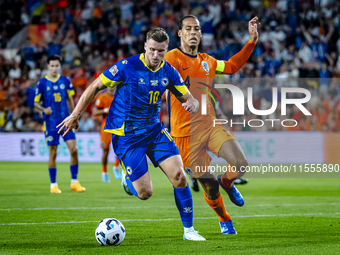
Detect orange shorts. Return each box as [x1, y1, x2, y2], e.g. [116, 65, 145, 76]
[100, 131, 112, 149]
[173, 125, 236, 178]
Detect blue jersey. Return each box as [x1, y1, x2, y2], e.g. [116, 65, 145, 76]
[34, 75, 75, 130]
[100, 53, 188, 136]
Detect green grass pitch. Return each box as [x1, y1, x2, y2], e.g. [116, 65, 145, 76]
[0, 162, 339, 255]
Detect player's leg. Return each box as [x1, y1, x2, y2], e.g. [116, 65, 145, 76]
[208, 127, 246, 206]
[173, 136, 199, 192]
[120, 153, 153, 200]
[112, 155, 121, 179]
[114, 133, 153, 200]
[149, 126, 205, 241]
[101, 148, 110, 182]
[48, 145, 61, 193]
[45, 128, 61, 193]
[187, 145, 237, 235]
[64, 130, 85, 192]
[197, 172, 236, 234]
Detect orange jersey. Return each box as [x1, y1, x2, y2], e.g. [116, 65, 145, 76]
[164, 40, 256, 137]
[95, 92, 114, 131]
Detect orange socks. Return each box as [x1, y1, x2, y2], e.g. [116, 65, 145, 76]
[113, 158, 119, 168]
[102, 165, 107, 173]
[221, 164, 244, 188]
[204, 192, 231, 222]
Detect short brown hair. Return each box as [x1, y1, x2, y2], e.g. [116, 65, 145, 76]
[146, 28, 169, 44]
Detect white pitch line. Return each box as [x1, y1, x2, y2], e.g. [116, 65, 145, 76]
[1, 202, 340, 212]
[1, 212, 340, 226]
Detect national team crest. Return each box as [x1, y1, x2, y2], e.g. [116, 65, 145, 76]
[126, 166, 132, 175]
[161, 77, 169, 87]
[202, 61, 209, 75]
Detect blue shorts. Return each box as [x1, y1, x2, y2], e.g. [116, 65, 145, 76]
[112, 122, 180, 182]
[44, 124, 75, 146]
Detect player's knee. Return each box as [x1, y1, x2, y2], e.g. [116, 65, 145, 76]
[233, 158, 248, 177]
[172, 171, 187, 188]
[50, 146, 58, 159]
[70, 147, 78, 157]
[230, 158, 248, 170]
[137, 188, 153, 200]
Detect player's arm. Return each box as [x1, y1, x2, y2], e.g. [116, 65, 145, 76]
[168, 67, 199, 114]
[34, 82, 52, 115]
[58, 63, 124, 136]
[92, 106, 109, 117]
[176, 91, 199, 114]
[66, 96, 75, 113]
[57, 77, 106, 136]
[92, 96, 109, 117]
[216, 17, 259, 75]
[34, 101, 52, 115]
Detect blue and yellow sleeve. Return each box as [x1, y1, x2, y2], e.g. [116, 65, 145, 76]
[100, 62, 125, 88]
[66, 78, 75, 97]
[168, 67, 189, 97]
[34, 81, 42, 102]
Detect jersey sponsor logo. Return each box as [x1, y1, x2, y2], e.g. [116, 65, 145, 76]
[182, 67, 189, 70]
[126, 166, 132, 175]
[109, 65, 118, 76]
[161, 77, 169, 87]
[53, 85, 58, 90]
[47, 136, 53, 142]
[60, 84, 65, 89]
[151, 80, 158, 86]
[202, 61, 209, 75]
[139, 78, 145, 84]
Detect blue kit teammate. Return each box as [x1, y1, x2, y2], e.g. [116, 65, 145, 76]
[57, 28, 205, 241]
[35, 55, 85, 193]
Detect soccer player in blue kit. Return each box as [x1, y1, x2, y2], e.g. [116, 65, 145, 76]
[57, 28, 205, 241]
[34, 55, 85, 194]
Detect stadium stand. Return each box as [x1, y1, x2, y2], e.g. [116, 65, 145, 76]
[0, 0, 339, 132]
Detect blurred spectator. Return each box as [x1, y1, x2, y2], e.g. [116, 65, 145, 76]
[79, 112, 94, 132]
[0, 0, 339, 133]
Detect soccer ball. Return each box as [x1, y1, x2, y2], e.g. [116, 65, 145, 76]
[95, 218, 125, 246]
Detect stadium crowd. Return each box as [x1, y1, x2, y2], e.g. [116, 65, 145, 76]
[0, 0, 340, 132]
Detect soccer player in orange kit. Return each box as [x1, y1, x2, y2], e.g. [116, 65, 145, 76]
[164, 15, 259, 234]
[92, 88, 121, 182]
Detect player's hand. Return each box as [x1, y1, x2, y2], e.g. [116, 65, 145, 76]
[57, 114, 79, 137]
[182, 98, 199, 114]
[249, 16, 260, 43]
[44, 107, 52, 115]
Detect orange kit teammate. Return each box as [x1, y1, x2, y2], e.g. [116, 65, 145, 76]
[164, 15, 259, 234]
[92, 88, 121, 182]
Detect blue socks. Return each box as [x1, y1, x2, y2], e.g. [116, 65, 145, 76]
[70, 164, 78, 179]
[174, 185, 193, 228]
[48, 168, 57, 183]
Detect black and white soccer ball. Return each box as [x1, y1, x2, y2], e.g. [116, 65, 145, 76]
[95, 218, 125, 246]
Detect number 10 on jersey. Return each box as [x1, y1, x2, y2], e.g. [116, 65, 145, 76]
[149, 90, 159, 104]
